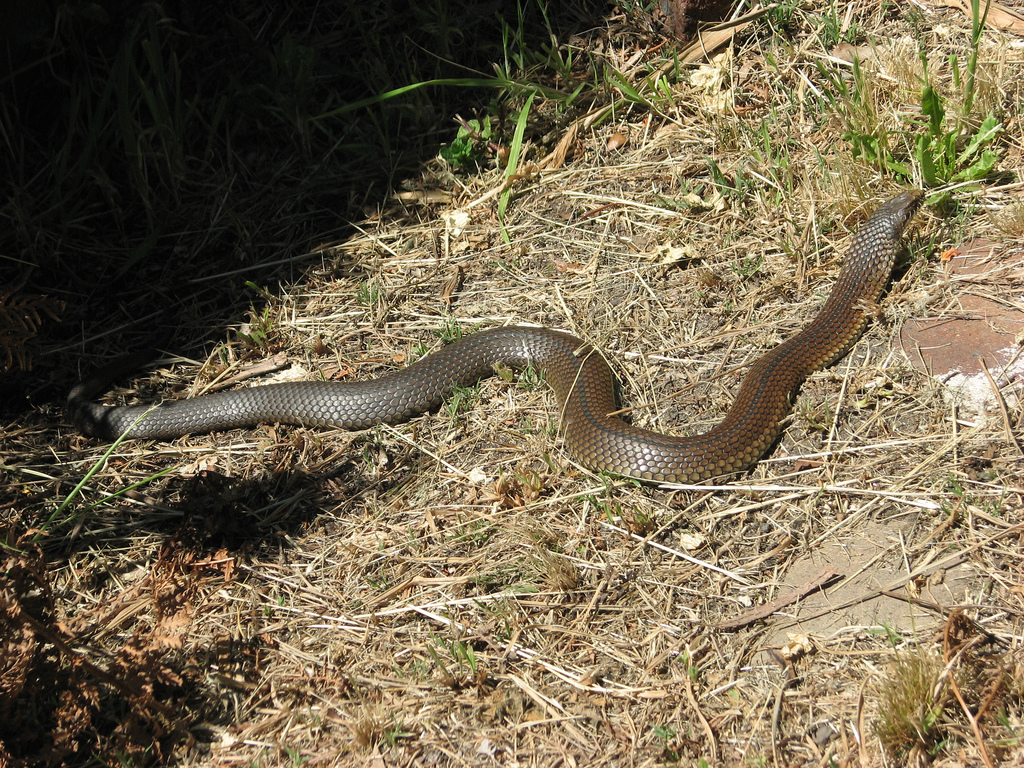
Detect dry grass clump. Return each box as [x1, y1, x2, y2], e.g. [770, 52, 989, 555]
[876, 649, 953, 764]
[2, 0, 1024, 766]
[876, 612, 1024, 768]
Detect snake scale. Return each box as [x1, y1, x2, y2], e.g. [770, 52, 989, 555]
[69, 191, 923, 483]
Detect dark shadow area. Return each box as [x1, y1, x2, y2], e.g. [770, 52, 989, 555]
[0, 428, 450, 765]
[0, 0, 627, 416]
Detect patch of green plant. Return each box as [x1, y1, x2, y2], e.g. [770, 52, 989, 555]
[355, 279, 380, 307]
[439, 117, 494, 170]
[915, 84, 1000, 190]
[651, 723, 676, 742]
[494, 0, 592, 108]
[818, 0, 1000, 194]
[237, 302, 275, 350]
[731, 253, 763, 278]
[444, 383, 479, 424]
[706, 157, 752, 203]
[451, 516, 493, 547]
[20, 415, 175, 547]
[349, 709, 410, 749]
[517, 364, 543, 390]
[946, 473, 966, 499]
[818, 0, 858, 48]
[282, 745, 307, 766]
[959, 0, 991, 117]
[868, 622, 907, 647]
[493, 361, 516, 383]
[425, 633, 479, 685]
[435, 317, 464, 344]
[364, 574, 389, 592]
[678, 649, 701, 683]
[651, 723, 685, 762]
[798, 397, 832, 432]
[497, 91, 536, 241]
[381, 716, 411, 746]
[762, 0, 801, 36]
[746, 117, 798, 195]
[817, 57, 908, 178]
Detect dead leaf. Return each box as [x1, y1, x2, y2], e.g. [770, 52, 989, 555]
[935, 0, 1024, 33]
[443, 210, 471, 237]
[678, 532, 705, 550]
[793, 459, 824, 471]
[607, 132, 628, 150]
[780, 633, 814, 661]
[538, 121, 579, 170]
[831, 43, 878, 63]
[551, 257, 586, 273]
[323, 363, 356, 380]
[645, 243, 696, 267]
[440, 265, 464, 306]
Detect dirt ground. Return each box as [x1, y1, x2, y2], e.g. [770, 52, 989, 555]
[3, 1, 1024, 766]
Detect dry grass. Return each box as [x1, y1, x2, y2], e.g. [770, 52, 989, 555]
[3, 1, 1024, 766]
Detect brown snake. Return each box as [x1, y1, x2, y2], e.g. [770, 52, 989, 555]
[69, 191, 923, 483]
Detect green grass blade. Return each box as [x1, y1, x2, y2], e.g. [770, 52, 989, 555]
[497, 91, 536, 242]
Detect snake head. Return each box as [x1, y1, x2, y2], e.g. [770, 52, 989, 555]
[870, 190, 924, 236]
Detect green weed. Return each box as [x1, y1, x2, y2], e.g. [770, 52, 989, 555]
[707, 157, 752, 203]
[425, 633, 480, 686]
[497, 91, 536, 241]
[731, 254, 763, 278]
[440, 116, 495, 170]
[517, 364, 543, 390]
[651, 723, 684, 762]
[237, 303, 275, 351]
[435, 318, 465, 344]
[382, 717, 412, 746]
[355, 280, 380, 307]
[818, 0, 858, 48]
[915, 84, 1000, 191]
[444, 383, 479, 424]
[762, 0, 802, 36]
[819, 0, 1000, 194]
[19, 415, 174, 547]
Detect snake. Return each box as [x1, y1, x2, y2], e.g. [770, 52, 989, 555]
[69, 191, 923, 483]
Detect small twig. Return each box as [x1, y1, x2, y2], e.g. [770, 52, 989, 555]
[856, 680, 870, 767]
[599, 521, 751, 584]
[771, 674, 800, 766]
[716, 568, 841, 631]
[943, 611, 995, 768]
[877, 589, 949, 614]
[205, 351, 289, 392]
[681, 655, 718, 763]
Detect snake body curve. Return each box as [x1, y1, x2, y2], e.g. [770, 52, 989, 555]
[69, 191, 923, 483]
